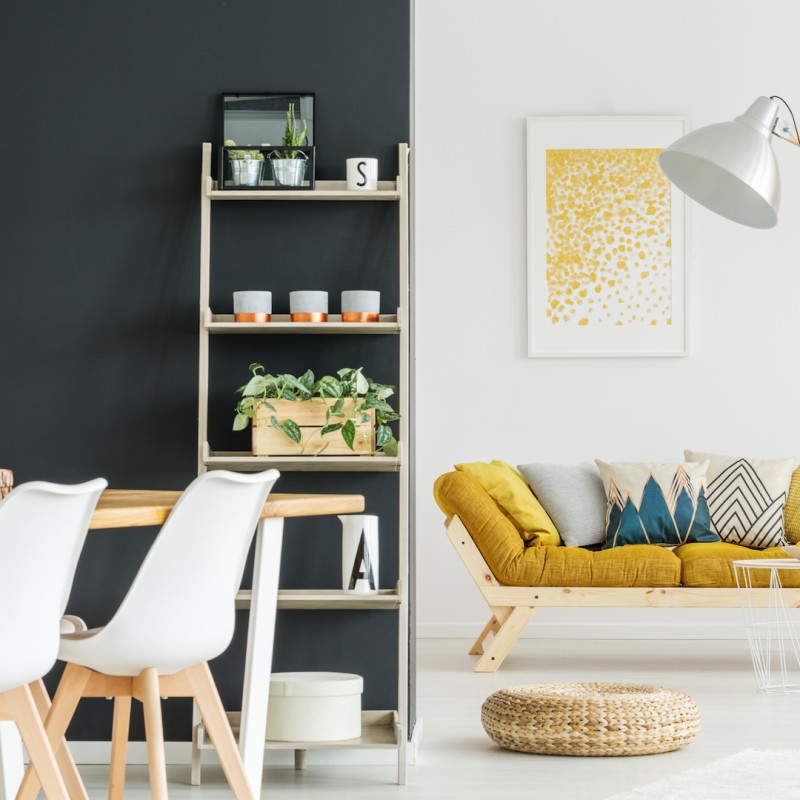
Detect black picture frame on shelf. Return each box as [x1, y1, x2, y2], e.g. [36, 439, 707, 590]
[219, 93, 316, 191]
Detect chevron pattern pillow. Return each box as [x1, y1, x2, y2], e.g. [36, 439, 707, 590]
[684, 451, 795, 549]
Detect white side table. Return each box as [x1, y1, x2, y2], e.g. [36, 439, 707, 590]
[733, 558, 800, 693]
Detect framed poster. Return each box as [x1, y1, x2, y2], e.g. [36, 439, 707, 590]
[527, 116, 688, 357]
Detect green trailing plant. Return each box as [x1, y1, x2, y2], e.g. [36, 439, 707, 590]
[233, 365, 399, 456]
[224, 138, 264, 161]
[273, 103, 308, 159]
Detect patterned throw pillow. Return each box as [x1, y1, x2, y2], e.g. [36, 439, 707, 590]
[684, 451, 795, 549]
[595, 460, 718, 549]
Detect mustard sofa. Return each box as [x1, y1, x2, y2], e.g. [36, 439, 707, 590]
[434, 470, 800, 672]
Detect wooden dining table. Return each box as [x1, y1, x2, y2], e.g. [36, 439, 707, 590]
[0, 488, 364, 799]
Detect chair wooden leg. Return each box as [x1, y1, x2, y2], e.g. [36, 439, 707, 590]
[17, 664, 91, 800]
[185, 662, 254, 800]
[474, 606, 536, 672]
[5, 685, 69, 800]
[108, 696, 131, 800]
[28, 679, 89, 800]
[139, 668, 168, 800]
[468, 615, 500, 655]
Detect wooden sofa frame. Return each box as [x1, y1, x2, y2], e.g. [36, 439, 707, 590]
[446, 514, 800, 672]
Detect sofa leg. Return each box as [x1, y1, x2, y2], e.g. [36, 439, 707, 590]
[469, 616, 501, 656]
[474, 607, 536, 672]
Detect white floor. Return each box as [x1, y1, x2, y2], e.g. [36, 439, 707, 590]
[75, 637, 799, 798]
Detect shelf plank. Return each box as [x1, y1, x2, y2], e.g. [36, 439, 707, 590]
[206, 312, 400, 335]
[236, 588, 401, 611]
[208, 180, 401, 201]
[205, 451, 401, 473]
[195, 711, 400, 751]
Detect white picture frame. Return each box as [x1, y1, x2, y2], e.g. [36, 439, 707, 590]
[526, 116, 688, 358]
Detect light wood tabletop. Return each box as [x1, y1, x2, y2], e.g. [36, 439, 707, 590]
[90, 490, 365, 529]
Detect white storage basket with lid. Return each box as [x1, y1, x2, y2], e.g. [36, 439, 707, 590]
[266, 671, 363, 742]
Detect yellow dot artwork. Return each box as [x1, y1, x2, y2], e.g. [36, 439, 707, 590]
[546, 149, 672, 328]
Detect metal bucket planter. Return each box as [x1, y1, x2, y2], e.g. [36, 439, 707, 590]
[230, 159, 264, 187]
[270, 152, 308, 188]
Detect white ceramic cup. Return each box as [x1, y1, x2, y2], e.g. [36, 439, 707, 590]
[339, 514, 379, 594]
[233, 290, 272, 322]
[290, 290, 328, 322]
[290, 291, 328, 313]
[346, 158, 378, 191]
[341, 290, 380, 322]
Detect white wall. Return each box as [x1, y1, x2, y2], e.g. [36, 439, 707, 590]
[414, 0, 800, 638]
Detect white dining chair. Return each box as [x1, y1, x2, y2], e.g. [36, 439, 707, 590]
[18, 469, 279, 800]
[0, 478, 107, 800]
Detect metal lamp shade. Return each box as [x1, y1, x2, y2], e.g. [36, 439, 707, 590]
[658, 97, 781, 229]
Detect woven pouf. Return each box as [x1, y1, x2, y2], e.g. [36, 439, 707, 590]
[481, 682, 700, 757]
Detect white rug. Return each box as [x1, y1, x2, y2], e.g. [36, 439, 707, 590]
[606, 749, 800, 800]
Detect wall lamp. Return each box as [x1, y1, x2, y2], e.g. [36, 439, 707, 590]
[658, 96, 800, 229]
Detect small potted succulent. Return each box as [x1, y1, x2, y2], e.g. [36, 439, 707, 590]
[224, 139, 265, 187]
[269, 103, 309, 188]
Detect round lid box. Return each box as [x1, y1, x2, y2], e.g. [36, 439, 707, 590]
[266, 672, 363, 742]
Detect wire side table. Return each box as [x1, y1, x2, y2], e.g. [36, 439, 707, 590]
[734, 559, 800, 694]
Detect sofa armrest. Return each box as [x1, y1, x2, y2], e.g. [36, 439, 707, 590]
[434, 471, 526, 582]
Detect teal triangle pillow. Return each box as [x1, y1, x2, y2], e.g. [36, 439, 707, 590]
[595, 460, 718, 549]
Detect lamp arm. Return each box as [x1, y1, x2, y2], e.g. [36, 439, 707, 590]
[770, 95, 800, 146]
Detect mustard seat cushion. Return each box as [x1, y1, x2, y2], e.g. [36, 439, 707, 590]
[434, 472, 680, 587]
[455, 461, 561, 546]
[675, 542, 800, 588]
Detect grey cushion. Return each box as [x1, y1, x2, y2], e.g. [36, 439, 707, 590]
[516, 461, 608, 547]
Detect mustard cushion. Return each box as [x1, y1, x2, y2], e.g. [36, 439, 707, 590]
[675, 542, 800, 588]
[784, 467, 800, 544]
[434, 472, 680, 587]
[455, 461, 560, 546]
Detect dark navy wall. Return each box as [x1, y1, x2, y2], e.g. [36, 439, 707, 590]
[0, 0, 410, 740]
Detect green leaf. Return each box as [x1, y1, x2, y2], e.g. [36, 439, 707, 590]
[242, 375, 267, 396]
[233, 412, 249, 431]
[360, 396, 393, 413]
[360, 412, 370, 423]
[355, 371, 369, 395]
[383, 436, 399, 457]
[269, 415, 281, 430]
[298, 369, 314, 391]
[315, 376, 342, 398]
[376, 424, 392, 447]
[248, 362, 265, 374]
[320, 423, 343, 436]
[341, 419, 356, 450]
[281, 419, 302, 444]
[332, 397, 344, 414]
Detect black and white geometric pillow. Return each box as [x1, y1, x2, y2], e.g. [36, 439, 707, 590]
[684, 451, 795, 549]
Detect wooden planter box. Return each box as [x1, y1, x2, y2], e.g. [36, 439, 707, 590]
[252, 398, 375, 456]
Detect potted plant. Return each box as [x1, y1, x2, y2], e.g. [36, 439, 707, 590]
[233, 364, 399, 457]
[269, 103, 309, 188]
[224, 139, 265, 187]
